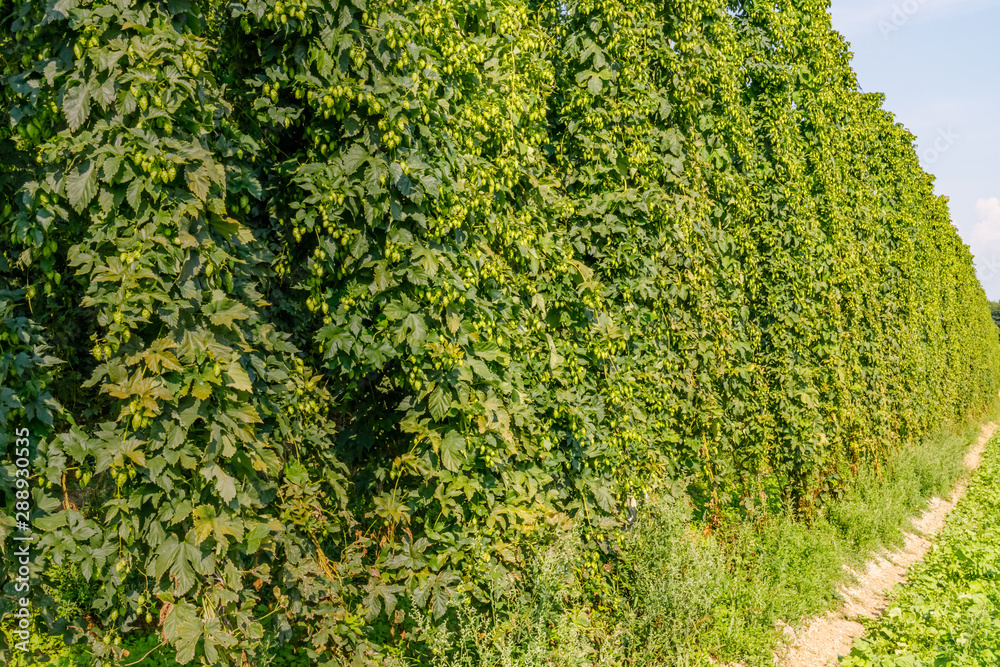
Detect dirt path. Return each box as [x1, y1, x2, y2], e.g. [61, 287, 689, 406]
[776, 421, 998, 667]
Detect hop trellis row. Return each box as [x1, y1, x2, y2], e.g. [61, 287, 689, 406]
[1, 0, 997, 664]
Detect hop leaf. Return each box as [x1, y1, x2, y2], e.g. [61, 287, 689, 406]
[66, 160, 98, 213]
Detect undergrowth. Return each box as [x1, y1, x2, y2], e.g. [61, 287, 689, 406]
[7, 406, 995, 666]
[407, 404, 1000, 667]
[842, 428, 1000, 666]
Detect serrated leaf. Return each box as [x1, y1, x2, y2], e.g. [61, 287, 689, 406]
[230, 403, 261, 423]
[144, 338, 183, 373]
[212, 467, 237, 502]
[343, 114, 361, 137]
[66, 160, 98, 213]
[63, 80, 91, 131]
[225, 359, 253, 392]
[340, 144, 368, 175]
[203, 298, 253, 327]
[440, 430, 465, 472]
[126, 177, 143, 210]
[163, 601, 202, 664]
[101, 156, 122, 183]
[399, 312, 427, 351]
[94, 75, 116, 109]
[191, 505, 242, 545]
[587, 74, 603, 95]
[284, 459, 309, 487]
[185, 165, 210, 201]
[428, 386, 450, 421]
[190, 381, 212, 400]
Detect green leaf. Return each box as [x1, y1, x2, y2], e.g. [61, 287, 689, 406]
[399, 312, 427, 351]
[126, 177, 143, 210]
[202, 619, 238, 665]
[101, 155, 122, 183]
[144, 339, 183, 373]
[62, 80, 91, 131]
[202, 464, 238, 503]
[428, 386, 450, 421]
[151, 536, 203, 596]
[66, 160, 98, 213]
[191, 505, 243, 545]
[284, 459, 309, 486]
[225, 359, 253, 392]
[440, 430, 465, 472]
[190, 381, 212, 400]
[203, 298, 253, 327]
[185, 165, 211, 201]
[340, 143, 369, 175]
[162, 601, 202, 664]
[230, 403, 262, 423]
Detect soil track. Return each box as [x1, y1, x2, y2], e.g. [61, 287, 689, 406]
[776, 421, 998, 667]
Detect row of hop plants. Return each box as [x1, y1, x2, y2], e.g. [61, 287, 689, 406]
[1, 0, 998, 664]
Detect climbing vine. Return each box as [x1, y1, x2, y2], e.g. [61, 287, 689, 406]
[1, 0, 997, 664]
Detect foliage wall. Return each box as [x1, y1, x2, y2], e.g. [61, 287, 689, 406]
[1, 0, 998, 663]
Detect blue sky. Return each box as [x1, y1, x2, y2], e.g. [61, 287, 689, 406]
[828, 0, 1000, 300]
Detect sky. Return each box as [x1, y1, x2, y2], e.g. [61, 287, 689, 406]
[827, 0, 1000, 300]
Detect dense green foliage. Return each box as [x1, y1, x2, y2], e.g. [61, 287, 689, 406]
[410, 418, 991, 667]
[3, 413, 989, 666]
[843, 432, 1000, 667]
[1, 0, 998, 664]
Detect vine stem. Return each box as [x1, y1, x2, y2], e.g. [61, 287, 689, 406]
[120, 639, 167, 666]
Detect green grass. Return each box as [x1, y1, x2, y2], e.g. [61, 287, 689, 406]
[841, 429, 1000, 667]
[827, 428, 973, 556]
[698, 408, 1000, 665]
[8, 406, 997, 666]
[406, 404, 1000, 667]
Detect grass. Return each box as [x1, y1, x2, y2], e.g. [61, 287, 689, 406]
[408, 401, 1000, 667]
[841, 430, 1000, 666]
[8, 404, 998, 666]
[695, 403, 1000, 665]
[826, 425, 975, 556]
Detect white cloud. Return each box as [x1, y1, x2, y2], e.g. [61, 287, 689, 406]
[973, 197, 1000, 244]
